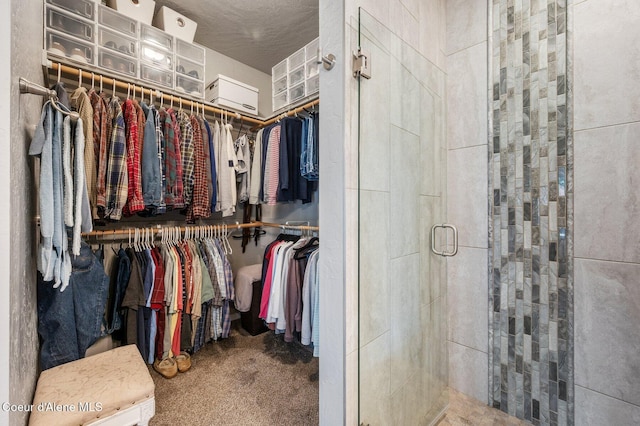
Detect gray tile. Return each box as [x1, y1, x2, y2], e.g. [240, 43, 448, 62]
[575, 385, 640, 426]
[573, 0, 640, 130]
[445, 0, 487, 54]
[574, 122, 640, 263]
[575, 258, 640, 406]
[449, 341, 489, 403]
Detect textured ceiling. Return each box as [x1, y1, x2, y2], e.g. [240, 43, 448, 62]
[156, 0, 319, 74]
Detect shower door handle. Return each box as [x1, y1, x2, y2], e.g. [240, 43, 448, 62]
[430, 224, 458, 257]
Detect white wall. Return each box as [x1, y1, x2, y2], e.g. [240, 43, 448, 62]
[204, 46, 273, 118]
[445, 0, 490, 404]
[318, 0, 346, 425]
[572, 0, 640, 423]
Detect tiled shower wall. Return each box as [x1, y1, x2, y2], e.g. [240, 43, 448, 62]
[488, 0, 573, 424]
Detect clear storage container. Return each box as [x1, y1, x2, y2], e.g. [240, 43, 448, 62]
[176, 39, 205, 64]
[140, 42, 173, 70]
[272, 91, 287, 112]
[98, 5, 137, 38]
[140, 63, 173, 89]
[98, 48, 137, 77]
[176, 75, 204, 98]
[306, 59, 319, 78]
[46, 6, 94, 43]
[305, 74, 319, 96]
[288, 65, 305, 87]
[47, 0, 94, 20]
[272, 59, 287, 80]
[175, 57, 204, 82]
[46, 29, 95, 65]
[288, 82, 305, 104]
[99, 28, 136, 58]
[272, 75, 287, 95]
[140, 24, 172, 51]
[288, 47, 305, 70]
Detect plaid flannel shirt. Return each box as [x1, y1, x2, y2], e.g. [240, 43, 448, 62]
[187, 114, 210, 222]
[154, 106, 167, 214]
[90, 90, 110, 212]
[105, 97, 128, 220]
[178, 110, 195, 207]
[122, 99, 145, 215]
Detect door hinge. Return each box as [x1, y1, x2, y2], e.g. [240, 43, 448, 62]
[352, 48, 371, 79]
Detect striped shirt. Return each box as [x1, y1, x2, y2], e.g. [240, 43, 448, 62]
[264, 124, 281, 205]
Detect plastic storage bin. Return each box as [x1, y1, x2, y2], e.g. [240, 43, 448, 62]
[288, 47, 305, 70]
[208, 75, 259, 115]
[99, 28, 136, 57]
[140, 42, 172, 70]
[176, 39, 205, 64]
[288, 65, 305, 87]
[306, 74, 319, 96]
[272, 91, 287, 112]
[306, 59, 319, 78]
[98, 5, 137, 37]
[140, 63, 173, 88]
[106, 0, 155, 26]
[46, 6, 94, 43]
[272, 75, 287, 95]
[272, 59, 287, 80]
[176, 75, 204, 98]
[47, 0, 94, 20]
[99, 48, 137, 77]
[140, 24, 172, 51]
[175, 57, 204, 82]
[288, 82, 305, 104]
[46, 29, 95, 65]
[153, 6, 197, 43]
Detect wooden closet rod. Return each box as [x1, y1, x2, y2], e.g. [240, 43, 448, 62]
[261, 99, 320, 128]
[81, 221, 319, 238]
[50, 63, 264, 125]
[261, 221, 319, 232]
[49, 63, 319, 128]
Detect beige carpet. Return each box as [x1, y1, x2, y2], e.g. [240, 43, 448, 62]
[148, 321, 319, 426]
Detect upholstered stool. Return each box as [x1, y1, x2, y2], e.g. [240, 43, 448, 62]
[29, 344, 155, 426]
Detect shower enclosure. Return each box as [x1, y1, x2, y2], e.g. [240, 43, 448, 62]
[356, 9, 451, 425]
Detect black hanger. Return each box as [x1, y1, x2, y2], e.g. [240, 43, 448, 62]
[294, 237, 319, 259]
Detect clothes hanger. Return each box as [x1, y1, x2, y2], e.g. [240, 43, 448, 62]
[100, 75, 103, 94]
[78, 69, 82, 89]
[91, 72, 95, 91]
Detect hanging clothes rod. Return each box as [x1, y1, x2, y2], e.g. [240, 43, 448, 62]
[19, 77, 80, 122]
[81, 221, 318, 238]
[50, 63, 263, 126]
[49, 63, 319, 128]
[261, 221, 319, 232]
[261, 99, 320, 128]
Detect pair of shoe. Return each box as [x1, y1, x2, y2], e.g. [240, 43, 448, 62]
[153, 352, 192, 379]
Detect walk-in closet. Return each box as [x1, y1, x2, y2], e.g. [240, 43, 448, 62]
[13, 1, 324, 424]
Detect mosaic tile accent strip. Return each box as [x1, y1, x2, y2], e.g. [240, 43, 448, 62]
[488, 0, 573, 424]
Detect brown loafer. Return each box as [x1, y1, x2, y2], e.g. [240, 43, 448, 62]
[153, 357, 178, 379]
[175, 351, 191, 372]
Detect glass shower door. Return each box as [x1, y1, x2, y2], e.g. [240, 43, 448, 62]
[357, 8, 449, 425]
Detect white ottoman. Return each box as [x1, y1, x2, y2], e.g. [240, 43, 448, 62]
[29, 345, 155, 426]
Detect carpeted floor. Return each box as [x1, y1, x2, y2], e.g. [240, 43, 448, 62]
[148, 321, 319, 426]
